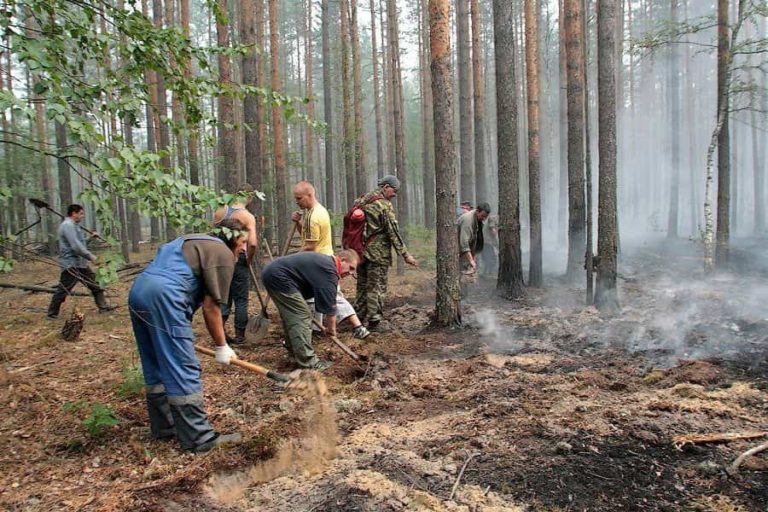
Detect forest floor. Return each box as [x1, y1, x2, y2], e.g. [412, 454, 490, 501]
[1, 238, 767, 512]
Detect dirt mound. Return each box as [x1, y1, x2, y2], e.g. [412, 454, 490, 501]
[647, 361, 725, 388]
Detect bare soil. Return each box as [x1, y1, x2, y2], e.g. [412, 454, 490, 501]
[1, 240, 767, 511]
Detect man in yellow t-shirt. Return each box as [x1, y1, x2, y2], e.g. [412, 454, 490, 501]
[291, 181, 370, 340]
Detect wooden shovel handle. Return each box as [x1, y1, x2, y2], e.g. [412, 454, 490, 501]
[194, 345, 289, 383]
[248, 265, 268, 313]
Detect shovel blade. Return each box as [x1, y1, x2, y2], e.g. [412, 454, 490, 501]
[245, 314, 270, 342]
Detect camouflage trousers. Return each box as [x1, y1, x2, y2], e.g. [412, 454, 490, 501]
[354, 260, 390, 325]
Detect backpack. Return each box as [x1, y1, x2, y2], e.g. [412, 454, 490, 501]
[342, 194, 383, 261]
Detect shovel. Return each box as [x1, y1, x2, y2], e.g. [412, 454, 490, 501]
[311, 318, 369, 363]
[245, 224, 298, 343]
[195, 345, 290, 383]
[244, 265, 271, 343]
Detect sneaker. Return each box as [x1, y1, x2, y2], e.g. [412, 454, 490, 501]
[308, 360, 333, 371]
[46, 314, 58, 321]
[192, 432, 243, 453]
[352, 325, 371, 340]
[229, 336, 247, 346]
[98, 305, 118, 313]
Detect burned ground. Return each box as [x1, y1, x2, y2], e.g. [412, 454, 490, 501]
[1, 239, 767, 511]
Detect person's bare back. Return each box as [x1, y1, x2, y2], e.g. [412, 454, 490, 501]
[214, 201, 257, 264]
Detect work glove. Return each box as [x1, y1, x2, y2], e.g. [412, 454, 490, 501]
[215, 344, 237, 365]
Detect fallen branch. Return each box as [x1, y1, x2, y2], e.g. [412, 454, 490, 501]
[729, 441, 768, 474]
[449, 452, 480, 501]
[0, 282, 89, 296]
[673, 431, 767, 449]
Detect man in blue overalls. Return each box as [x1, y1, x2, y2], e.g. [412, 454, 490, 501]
[128, 217, 247, 453]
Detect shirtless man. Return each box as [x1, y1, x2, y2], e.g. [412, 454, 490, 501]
[213, 183, 258, 344]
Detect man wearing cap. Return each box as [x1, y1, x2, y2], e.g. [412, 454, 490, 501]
[353, 175, 418, 332]
[457, 202, 491, 295]
[456, 200, 472, 218]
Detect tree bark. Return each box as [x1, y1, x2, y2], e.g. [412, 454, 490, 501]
[180, 0, 200, 187]
[430, 0, 461, 326]
[471, 0, 487, 204]
[54, 121, 72, 208]
[594, 0, 619, 313]
[321, 0, 335, 210]
[387, 0, 409, 251]
[340, 0, 355, 206]
[351, 0, 367, 196]
[370, 0, 385, 181]
[305, 0, 317, 191]
[216, 0, 240, 193]
[420, 0, 435, 229]
[715, 0, 730, 267]
[524, 0, 542, 287]
[667, 0, 680, 238]
[270, 0, 288, 245]
[241, 0, 263, 210]
[564, 0, 586, 281]
[493, 0, 524, 299]
[457, 0, 474, 204]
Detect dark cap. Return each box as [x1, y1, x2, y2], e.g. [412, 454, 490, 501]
[476, 202, 491, 214]
[460, 201, 472, 207]
[377, 175, 401, 190]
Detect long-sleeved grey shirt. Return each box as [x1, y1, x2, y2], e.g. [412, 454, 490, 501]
[58, 218, 95, 269]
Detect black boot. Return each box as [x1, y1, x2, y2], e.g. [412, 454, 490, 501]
[231, 328, 246, 345]
[94, 291, 117, 313]
[168, 398, 241, 452]
[146, 391, 175, 440]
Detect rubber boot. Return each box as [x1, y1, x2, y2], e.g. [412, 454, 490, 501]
[168, 400, 218, 451]
[94, 291, 117, 313]
[146, 392, 175, 440]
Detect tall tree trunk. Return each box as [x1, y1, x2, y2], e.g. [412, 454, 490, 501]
[217, 0, 239, 193]
[152, 0, 175, 240]
[142, 0, 160, 241]
[351, 0, 367, 196]
[370, 0, 385, 180]
[270, 0, 288, 244]
[54, 121, 72, 208]
[524, 0, 542, 287]
[457, 0, 474, 204]
[305, 0, 317, 191]
[751, 64, 765, 233]
[594, 0, 619, 313]
[715, 0, 730, 267]
[340, 0, 355, 206]
[321, 0, 335, 210]
[180, 0, 200, 187]
[387, 0, 409, 253]
[241, 0, 262, 211]
[494, 0, 524, 299]
[558, 0, 568, 245]
[420, 0, 436, 229]
[430, 0, 461, 326]
[667, 0, 680, 238]
[564, 0, 586, 281]
[471, 0, 487, 203]
[382, 0, 395, 174]
[583, 0, 594, 303]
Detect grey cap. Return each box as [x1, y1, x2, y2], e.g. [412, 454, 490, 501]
[476, 202, 491, 214]
[377, 175, 401, 190]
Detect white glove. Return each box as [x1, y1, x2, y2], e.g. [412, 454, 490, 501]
[215, 344, 237, 365]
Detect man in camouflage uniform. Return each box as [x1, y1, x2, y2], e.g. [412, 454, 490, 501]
[354, 175, 418, 332]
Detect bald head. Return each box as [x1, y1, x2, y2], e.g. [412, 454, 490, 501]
[293, 180, 318, 210]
